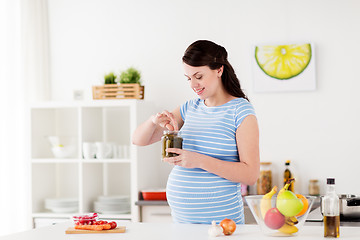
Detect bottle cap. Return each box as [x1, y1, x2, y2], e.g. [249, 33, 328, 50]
[285, 160, 291, 166]
[260, 162, 272, 165]
[327, 178, 335, 184]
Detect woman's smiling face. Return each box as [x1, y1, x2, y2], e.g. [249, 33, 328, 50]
[183, 63, 223, 100]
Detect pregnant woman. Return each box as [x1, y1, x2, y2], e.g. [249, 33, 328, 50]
[132, 40, 260, 224]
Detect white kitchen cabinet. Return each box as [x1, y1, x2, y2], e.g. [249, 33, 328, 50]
[138, 203, 256, 224]
[141, 205, 172, 223]
[30, 100, 161, 227]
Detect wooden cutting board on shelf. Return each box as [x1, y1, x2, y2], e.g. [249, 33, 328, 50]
[65, 226, 126, 234]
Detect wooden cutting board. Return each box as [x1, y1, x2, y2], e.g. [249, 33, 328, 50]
[65, 226, 126, 234]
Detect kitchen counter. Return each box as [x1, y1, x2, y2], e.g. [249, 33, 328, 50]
[1, 221, 360, 240]
[136, 196, 321, 208]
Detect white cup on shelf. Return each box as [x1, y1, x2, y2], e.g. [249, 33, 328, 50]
[95, 142, 112, 159]
[115, 145, 122, 158]
[109, 142, 117, 159]
[121, 145, 130, 159]
[82, 142, 96, 159]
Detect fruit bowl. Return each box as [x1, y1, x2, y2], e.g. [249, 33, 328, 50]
[245, 195, 316, 237]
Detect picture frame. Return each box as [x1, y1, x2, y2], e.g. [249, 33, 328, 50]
[252, 43, 316, 93]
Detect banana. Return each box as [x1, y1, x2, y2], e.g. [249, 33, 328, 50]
[278, 178, 294, 196]
[260, 186, 278, 218]
[285, 216, 298, 226]
[278, 223, 298, 234]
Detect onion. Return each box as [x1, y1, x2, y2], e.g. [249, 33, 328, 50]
[220, 218, 236, 235]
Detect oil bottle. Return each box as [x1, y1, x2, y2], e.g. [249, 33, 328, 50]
[283, 160, 294, 192]
[322, 178, 340, 238]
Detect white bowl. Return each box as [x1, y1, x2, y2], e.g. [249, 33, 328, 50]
[51, 146, 76, 158]
[98, 195, 130, 203]
[45, 198, 78, 207]
[45, 198, 78, 213]
[48, 206, 78, 213]
[94, 201, 130, 214]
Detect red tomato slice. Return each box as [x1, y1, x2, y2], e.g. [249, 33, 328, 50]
[109, 221, 117, 229]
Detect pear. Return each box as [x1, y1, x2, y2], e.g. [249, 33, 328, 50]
[276, 179, 304, 217]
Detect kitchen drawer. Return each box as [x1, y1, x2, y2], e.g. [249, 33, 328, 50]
[141, 205, 172, 223]
[33, 217, 69, 228]
[140, 205, 255, 224]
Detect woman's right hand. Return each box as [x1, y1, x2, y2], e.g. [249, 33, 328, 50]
[132, 107, 182, 146]
[151, 110, 179, 131]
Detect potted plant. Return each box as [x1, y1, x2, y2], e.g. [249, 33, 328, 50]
[119, 67, 141, 84]
[92, 68, 144, 100]
[104, 72, 117, 84]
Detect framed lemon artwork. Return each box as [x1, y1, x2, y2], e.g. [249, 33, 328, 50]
[252, 43, 316, 92]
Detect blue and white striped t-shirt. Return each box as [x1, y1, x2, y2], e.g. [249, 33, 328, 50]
[166, 98, 256, 224]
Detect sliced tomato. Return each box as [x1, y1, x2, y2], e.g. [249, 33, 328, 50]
[109, 221, 117, 229]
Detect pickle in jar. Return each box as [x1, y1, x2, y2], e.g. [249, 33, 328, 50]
[161, 134, 172, 158]
[161, 131, 183, 159]
[173, 137, 183, 150]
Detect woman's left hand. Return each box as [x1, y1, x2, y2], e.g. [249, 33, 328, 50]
[163, 148, 202, 168]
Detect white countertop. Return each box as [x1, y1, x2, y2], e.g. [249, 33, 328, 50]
[1, 221, 359, 240]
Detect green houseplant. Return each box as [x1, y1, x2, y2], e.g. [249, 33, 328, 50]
[104, 72, 117, 84]
[119, 67, 141, 84]
[93, 68, 144, 100]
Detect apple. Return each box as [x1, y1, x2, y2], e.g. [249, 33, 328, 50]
[264, 208, 285, 229]
[276, 190, 304, 217]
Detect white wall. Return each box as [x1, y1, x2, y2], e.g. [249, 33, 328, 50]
[47, 0, 360, 195]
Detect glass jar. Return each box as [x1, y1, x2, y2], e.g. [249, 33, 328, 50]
[309, 179, 320, 196]
[256, 162, 272, 195]
[161, 130, 183, 159]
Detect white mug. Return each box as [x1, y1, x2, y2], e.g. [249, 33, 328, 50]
[109, 142, 118, 159]
[95, 142, 112, 159]
[82, 142, 96, 159]
[123, 145, 130, 159]
[118, 145, 130, 159]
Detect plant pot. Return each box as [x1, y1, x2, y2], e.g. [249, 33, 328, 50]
[92, 84, 144, 100]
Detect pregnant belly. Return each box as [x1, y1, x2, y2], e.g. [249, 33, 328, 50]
[166, 166, 244, 224]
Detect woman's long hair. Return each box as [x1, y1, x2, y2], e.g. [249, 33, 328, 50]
[182, 40, 248, 101]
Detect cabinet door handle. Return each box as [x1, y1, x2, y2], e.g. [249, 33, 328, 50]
[150, 213, 171, 216]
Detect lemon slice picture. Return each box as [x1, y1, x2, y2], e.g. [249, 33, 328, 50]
[255, 43, 312, 80]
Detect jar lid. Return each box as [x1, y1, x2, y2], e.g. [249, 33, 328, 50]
[260, 162, 272, 165]
[309, 179, 318, 182]
[163, 130, 179, 134]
